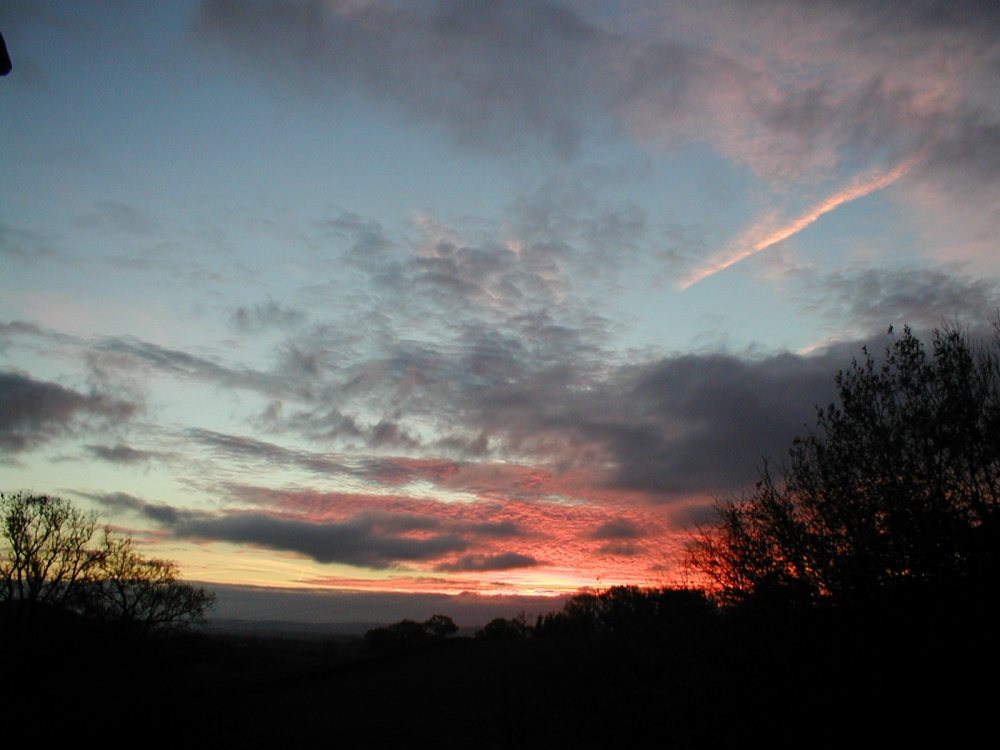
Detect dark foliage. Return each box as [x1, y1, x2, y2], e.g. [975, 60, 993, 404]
[534, 585, 715, 639]
[364, 613, 458, 652]
[476, 611, 533, 640]
[691, 323, 1000, 608]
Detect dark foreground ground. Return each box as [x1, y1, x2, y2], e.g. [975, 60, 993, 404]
[5, 601, 995, 749]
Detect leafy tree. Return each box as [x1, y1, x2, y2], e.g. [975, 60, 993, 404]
[423, 613, 459, 639]
[476, 612, 532, 640]
[533, 586, 715, 638]
[691, 324, 1000, 608]
[364, 614, 458, 652]
[1, 491, 213, 631]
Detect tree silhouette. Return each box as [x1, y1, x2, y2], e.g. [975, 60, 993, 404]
[691, 323, 1000, 608]
[0, 492, 101, 611]
[1, 491, 213, 631]
[476, 612, 532, 640]
[364, 614, 458, 652]
[89, 532, 214, 633]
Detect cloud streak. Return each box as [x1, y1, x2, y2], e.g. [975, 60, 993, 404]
[681, 159, 916, 288]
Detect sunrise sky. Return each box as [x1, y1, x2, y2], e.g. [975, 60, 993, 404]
[3, 1, 1000, 622]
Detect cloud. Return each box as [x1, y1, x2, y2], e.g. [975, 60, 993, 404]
[590, 519, 643, 541]
[83, 491, 187, 526]
[230, 300, 306, 333]
[187, 428, 352, 476]
[437, 552, 540, 572]
[0, 371, 138, 453]
[176, 511, 468, 568]
[682, 159, 916, 288]
[0, 222, 58, 263]
[923, 114, 1000, 189]
[93, 336, 289, 395]
[188, 0, 1000, 191]
[805, 266, 1000, 333]
[194, 0, 608, 157]
[459, 345, 848, 499]
[590, 519, 645, 556]
[84, 443, 159, 465]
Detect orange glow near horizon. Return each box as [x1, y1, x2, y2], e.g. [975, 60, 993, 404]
[139, 478, 699, 599]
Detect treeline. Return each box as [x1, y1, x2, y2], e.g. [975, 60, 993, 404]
[477, 585, 714, 640]
[363, 613, 459, 652]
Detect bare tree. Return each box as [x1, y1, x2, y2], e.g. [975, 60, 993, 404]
[0, 491, 102, 611]
[91, 532, 214, 633]
[1, 491, 213, 631]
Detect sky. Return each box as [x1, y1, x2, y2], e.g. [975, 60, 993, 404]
[3, 1, 1000, 623]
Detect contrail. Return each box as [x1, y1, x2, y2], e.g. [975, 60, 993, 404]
[680, 159, 914, 289]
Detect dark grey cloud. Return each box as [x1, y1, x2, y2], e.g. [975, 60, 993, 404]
[187, 428, 351, 476]
[437, 552, 539, 572]
[93, 336, 288, 395]
[84, 443, 158, 465]
[176, 511, 468, 568]
[924, 115, 1000, 188]
[508, 175, 649, 275]
[460, 345, 850, 499]
[187, 0, 1000, 196]
[590, 519, 643, 541]
[810, 0, 1000, 38]
[83, 491, 187, 526]
[597, 542, 639, 557]
[590, 351, 846, 496]
[591, 519, 644, 556]
[761, 1, 1000, 186]
[0, 320, 49, 352]
[191, 317, 956, 509]
[809, 267, 1000, 334]
[230, 299, 306, 333]
[365, 235, 573, 328]
[195, 0, 609, 157]
[0, 371, 138, 453]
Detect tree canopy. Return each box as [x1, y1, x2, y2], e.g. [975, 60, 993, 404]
[363, 614, 458, 652]
[691, 323, 1000, 608]
[1, 491, 213, 632]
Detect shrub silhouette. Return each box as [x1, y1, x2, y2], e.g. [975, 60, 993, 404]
[691, 323, 1000, 608]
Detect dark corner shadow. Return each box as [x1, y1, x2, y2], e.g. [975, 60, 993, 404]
[1, 31, 11, 76]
